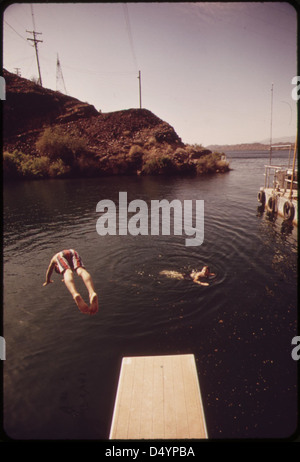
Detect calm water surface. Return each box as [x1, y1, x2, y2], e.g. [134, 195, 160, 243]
[3, 151, 298, 440]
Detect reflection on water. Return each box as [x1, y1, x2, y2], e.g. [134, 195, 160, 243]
[3, 152, 297, 440]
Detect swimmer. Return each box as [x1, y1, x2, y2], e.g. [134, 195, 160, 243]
[160, 265, 215, 286]
[190, 265, 215, 286]
[43, 249, 98, 315]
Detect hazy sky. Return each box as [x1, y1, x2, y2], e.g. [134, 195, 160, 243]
[2, 2, 298, 146]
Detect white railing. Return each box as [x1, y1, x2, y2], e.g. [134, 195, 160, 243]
[264, 165, 298, 190]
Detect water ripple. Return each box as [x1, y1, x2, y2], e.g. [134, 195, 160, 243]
[3, 154, 298, 439]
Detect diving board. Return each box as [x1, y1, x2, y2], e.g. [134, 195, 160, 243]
[109, 354, 208, 439]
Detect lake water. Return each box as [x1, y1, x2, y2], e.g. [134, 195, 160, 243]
[3, 150, 298, 440]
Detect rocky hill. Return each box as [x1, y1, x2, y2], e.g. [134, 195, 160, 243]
[2, 69, 229, 179]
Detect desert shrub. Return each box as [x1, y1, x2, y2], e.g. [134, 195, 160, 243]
[195, 152, 229, 174]
[3, 151, 22, 179]
[195, 154, 214, 174]
[141, 158, 158, 175]
[165, 145, 174, 155]
[142, 154, 177, 175]
[36, 127, 87, 166]
[211, 152, 229, 171]
[187, 144, 211, 159]
[18, 155, 50, 179]
[128, 144, 144, 159]
[127, 145, 144, 172]
[3, 150, 51, 180]
[48, 159, 71, 178]
[215, 158, 230, 172]
[159, 155, 176, 172]
[3, 150, 73, 180]
[173, 147, 188, 162]
[191, 143, 203, 149]
[146, 136, 157, 146]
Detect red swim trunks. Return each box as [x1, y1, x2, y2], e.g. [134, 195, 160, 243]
[54, 249, 85, 274]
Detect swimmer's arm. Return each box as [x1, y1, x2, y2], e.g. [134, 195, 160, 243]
[191, 273, 204, 282]
[43, 258, 55, 286]
[191, 274, 209, 286]
[193, 280, 209, 286]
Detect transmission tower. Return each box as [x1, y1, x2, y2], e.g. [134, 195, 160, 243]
[56, 54, 68, 94]
[26, 5, 43, 86]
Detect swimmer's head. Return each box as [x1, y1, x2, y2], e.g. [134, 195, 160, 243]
[203, 266, 210, 276]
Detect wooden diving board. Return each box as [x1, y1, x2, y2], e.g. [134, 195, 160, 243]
[109, 354, 208, 439]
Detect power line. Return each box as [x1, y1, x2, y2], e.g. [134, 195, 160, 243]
[30, 2, 37, 30]
[56, 62, 136, 77]
[123, 4, 138, 72]
[123, 5, 142, 109]
[4, 20, 31, 45]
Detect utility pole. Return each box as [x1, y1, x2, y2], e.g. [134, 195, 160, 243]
[27, 5, 43, 86]
[14, 68, 21, 76]
[27, 29, 43, 85]
[138, 70, 142, 109]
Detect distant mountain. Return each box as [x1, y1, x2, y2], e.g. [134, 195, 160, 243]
[206, 139, 295, 152]
[259, 136, 296, 145]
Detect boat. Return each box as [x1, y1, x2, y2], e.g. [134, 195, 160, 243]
[257, 140, 298, 226]
[257, 83, 297, 226]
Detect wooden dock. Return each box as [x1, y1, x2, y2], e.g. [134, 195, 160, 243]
[109, 354, 208, 440]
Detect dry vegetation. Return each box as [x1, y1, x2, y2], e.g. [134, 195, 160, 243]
[3, 127, 229, 180]
[3, 69, 230, 181]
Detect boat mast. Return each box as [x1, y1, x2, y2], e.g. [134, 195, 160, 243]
[289, 132, 297, 200]
[269, 82, 274, 165]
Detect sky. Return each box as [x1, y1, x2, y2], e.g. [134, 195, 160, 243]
[2, 2, 298, 146]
